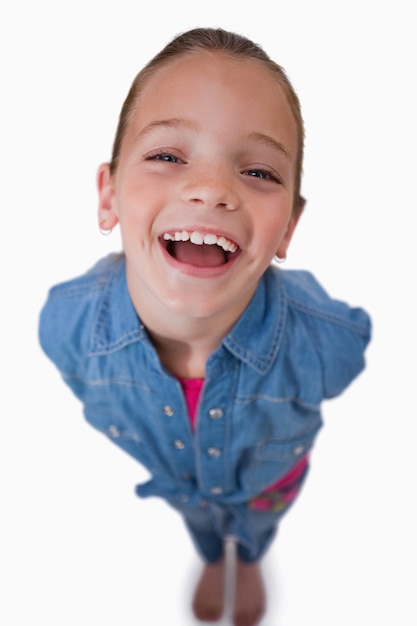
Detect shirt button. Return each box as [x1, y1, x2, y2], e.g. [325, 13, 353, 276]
[108, 425, 121, 438]
[207, 447, 221, 457]
[174, 440, 185, 449]
[182, 473, 192, 480]
[200, 500, 208, 507]
[210, 487, 223, 495]
[293, 445, 305, 456]
[208, 408, 223, 419]
[164, 405, 175, 417]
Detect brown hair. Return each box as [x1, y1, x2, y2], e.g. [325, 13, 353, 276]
[109, 27, 305, 213]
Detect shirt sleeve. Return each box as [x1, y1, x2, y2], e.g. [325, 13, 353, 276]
[311, 304, 371, 398]
[38, 254, 121, 377]
[285, 271, 372, 400]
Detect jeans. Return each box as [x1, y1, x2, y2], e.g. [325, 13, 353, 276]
[167, 498, 295, 563]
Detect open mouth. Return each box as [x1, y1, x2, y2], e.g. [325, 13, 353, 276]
[160, 230, 240, 267]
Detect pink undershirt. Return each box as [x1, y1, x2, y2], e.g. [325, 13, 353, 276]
[178, 377, 308, 501]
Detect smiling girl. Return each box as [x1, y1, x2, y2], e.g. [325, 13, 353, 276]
[39, 28, 371, 626]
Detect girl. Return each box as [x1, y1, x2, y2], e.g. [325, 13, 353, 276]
[39, 28, 371, 626]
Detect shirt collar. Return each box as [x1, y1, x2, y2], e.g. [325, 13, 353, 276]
[89, 257, 287, 373]
[88, 257, 146, 356]
[223, 266, 287, 374]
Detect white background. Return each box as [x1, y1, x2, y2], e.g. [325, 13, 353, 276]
[1, 1, 416, 624]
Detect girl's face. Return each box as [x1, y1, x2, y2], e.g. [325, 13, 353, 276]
[98, 51, 300, 328]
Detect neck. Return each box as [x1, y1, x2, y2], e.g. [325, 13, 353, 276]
[145, 316, 230, 379]
[128, 289, 243, 380]
[149, 333, 215, 379]
[125, 265, 257, 378]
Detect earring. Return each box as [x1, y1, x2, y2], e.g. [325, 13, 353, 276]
[274, 254, 286, 264]
[99, 221, 113, 236]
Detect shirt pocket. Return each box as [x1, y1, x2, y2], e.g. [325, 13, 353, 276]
[84, 407, 160, 476]
[245, 429, 318, 493]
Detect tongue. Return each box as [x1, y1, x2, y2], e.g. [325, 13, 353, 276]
[173, 241, 227, 267]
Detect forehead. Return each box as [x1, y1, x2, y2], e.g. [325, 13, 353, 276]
[141, 49, 277, 93]
[128, 51, 297, 150]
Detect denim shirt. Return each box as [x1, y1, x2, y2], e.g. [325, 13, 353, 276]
[39, 253, 371, 547]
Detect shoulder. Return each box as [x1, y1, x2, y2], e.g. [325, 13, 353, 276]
[38, 253, 125, 372]
[275, 267, 372, 398]
[45, 253, 124, 300]
[280, 268, 371, 339]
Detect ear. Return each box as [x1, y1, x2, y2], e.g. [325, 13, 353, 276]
[276, 198, 305, 259]
[97, 163, 119, 231]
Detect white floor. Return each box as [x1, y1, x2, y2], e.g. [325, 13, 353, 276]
[2, 1, 416, 624]
[3, 368, 415, 625]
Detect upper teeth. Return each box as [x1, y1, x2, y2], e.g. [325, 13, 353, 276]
[163, 230, 238, 253]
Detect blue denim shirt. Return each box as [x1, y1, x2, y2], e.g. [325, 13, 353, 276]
[39, 253, 371, 547]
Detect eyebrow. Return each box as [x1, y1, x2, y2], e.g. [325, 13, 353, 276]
[135, 119, 292, 160]
[248, 132, 292, 160]
[135, 118, 199, 141]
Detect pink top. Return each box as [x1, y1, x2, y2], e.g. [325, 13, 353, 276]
[179, 377, 203, 431]
[178, 377, 308, 511]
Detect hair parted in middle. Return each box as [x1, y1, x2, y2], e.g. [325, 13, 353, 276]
[109, 27, 305, 214]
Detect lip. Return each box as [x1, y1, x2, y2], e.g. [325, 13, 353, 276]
[158, 229, 242, 278]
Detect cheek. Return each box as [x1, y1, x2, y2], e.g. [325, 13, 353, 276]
[257, 210, 292, 244]
[124, 179, 168, 215]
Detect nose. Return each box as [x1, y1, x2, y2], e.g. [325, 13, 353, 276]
[182, 166, 239, 211]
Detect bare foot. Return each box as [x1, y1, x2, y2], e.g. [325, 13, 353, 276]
[192, 559, 225, 622]
[233, 560, 266, 626]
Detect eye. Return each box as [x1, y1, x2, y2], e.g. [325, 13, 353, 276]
[144, 150, 183, 163]
[243, 168, 282, 184]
